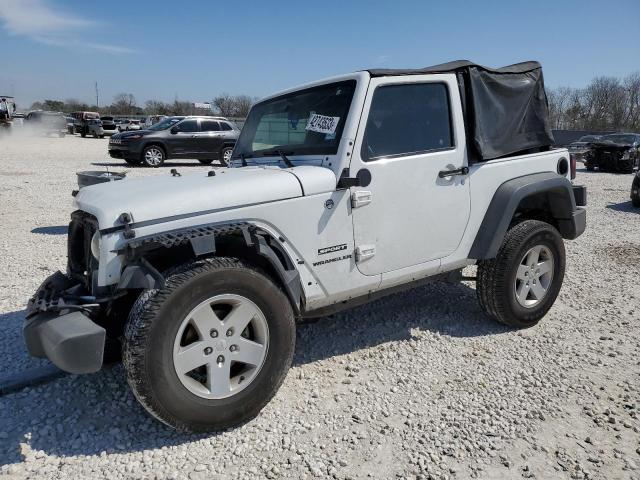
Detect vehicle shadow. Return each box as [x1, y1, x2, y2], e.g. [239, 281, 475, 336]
[606, 200, 640, 214]
[30, 226, 68, 235]
[91, 161, 225, 169]
[0, 280, 507, 463]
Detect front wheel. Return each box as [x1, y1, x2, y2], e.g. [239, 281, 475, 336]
[142, 145, 165, 167]
[476, 220, 566, 328]
[123, 257, 295, 432]
[221, 146, 234, 166]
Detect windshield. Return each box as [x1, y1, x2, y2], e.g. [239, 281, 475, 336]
[578, 135, 599, 142]
[148, 117, 183, 131]
[603, 134, 638, 144]
[233, 80, 356, 159]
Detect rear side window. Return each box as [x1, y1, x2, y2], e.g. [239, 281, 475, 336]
[220, 122, 233, 131]
[362, 83, 453, 161]
[201, 120, 221, 132]
[175, 119, 198, 132]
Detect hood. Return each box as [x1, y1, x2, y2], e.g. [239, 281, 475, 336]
[589, 141, 634, 150]
[114, 129, 152, 139]
[74, 165, 337, 229]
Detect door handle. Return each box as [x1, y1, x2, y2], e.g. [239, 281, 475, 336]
[438, 166, 469, 178]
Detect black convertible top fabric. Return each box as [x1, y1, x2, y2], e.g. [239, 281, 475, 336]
[366, 60, 554, 161]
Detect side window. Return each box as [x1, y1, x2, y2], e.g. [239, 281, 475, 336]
[201, 120, 221, 132]
[362, 83, 453, 161]
[174, 119, 198, 133]
[220, 122, 233, 131]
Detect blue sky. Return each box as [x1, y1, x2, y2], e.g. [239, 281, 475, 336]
[0, 0, 638, 108]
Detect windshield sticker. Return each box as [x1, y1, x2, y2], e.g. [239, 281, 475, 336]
[306, 114, 340, 135]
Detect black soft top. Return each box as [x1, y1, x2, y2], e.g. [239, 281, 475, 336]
[365, 60, 553, 161]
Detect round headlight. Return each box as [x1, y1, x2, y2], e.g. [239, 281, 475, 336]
[91, 231, 101, 260]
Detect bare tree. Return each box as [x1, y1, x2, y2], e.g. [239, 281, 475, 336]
[112, 93, 137, 115]
[212, 94, 256, 117]
[144, 100, 171, 115]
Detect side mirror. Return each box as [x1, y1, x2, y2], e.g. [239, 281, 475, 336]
[170, 127, 178, 134]
[337, 168, 372, 188]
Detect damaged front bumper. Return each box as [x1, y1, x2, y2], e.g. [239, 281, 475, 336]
[24, 271, 106, 374]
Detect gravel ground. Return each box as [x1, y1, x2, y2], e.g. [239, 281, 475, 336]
[0, 135, 638, 480]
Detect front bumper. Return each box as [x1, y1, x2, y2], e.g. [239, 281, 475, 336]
[108, 142, 141, 159]
[24, 272, 106, 374]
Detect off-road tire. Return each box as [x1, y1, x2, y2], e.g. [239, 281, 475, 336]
[476, 220, 566, 328]
[122, 257, 296, 432]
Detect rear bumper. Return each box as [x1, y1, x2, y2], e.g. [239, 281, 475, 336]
[557, 185, 587, 240]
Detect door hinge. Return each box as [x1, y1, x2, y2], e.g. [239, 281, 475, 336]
[351, 190, 372, 208]
[355, 244, 376, 262]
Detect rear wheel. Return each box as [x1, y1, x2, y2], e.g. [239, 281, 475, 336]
[123, 257, 295, 432]
[142, 145, 165, 167]
[631, 179, 640, 207]
[477, 220, 565, 328]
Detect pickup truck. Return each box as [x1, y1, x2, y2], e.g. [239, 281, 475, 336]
[24, 60, 586, 432]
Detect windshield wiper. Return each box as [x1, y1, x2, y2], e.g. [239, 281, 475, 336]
[257, 149, 294, 168]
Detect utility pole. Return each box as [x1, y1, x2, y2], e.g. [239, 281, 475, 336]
[95, 81, 99, 109]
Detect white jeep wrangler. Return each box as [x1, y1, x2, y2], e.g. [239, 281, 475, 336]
[25, 61, 586, 432]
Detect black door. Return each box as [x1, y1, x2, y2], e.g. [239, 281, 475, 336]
[197, 119, 224, 160]
[168, 118, 200, 157]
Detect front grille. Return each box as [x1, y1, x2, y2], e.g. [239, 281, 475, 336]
[110, 138, 122, 144]
[67, 210, 99, 290]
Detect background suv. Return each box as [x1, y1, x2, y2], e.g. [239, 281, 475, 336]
[108, 116, 240, 167]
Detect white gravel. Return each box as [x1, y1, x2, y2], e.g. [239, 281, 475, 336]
[0, 135, 638, 480]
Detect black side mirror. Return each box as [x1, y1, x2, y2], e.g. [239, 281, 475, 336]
[170, 127, 178, 134]
[337, 168, 372, 188]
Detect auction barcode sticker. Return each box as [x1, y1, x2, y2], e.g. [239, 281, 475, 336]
[306, 114, 340, 135]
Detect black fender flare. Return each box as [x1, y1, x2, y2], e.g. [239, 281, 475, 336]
[468, 172, 584, 260]
[117, 221, 302, 314]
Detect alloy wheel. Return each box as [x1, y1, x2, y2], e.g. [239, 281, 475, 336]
[144, 147, 163, 166]
[514, 245, 554, 308]
[172, 294, 269, 399]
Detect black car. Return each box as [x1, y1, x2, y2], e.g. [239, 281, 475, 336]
[108, 116, 239, 167]
[584, 133, 640, 173]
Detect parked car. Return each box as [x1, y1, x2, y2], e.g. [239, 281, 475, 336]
[584, 133, 640, 173]
[100, 116, 118, 136]
[71, 111, 100, 137]
[567, 134, 602, 160]
[116, 119, 141, 132]
[66, 116, 75, 134]
[631, 171, 640, 207]
[86, 119, 105, 138]
[26, 60, 586, 432]
[24, 111, 67, 137]
[108, 116, 239, 167]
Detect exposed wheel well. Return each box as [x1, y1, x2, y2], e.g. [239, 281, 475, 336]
[126, 228, 301, 314]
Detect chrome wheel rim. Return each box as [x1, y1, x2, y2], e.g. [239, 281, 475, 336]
[144, 148, 163, 166]
[514, 245, 554, 308]
[223, 148, 233, 163]
[172, 294, 269, 399]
